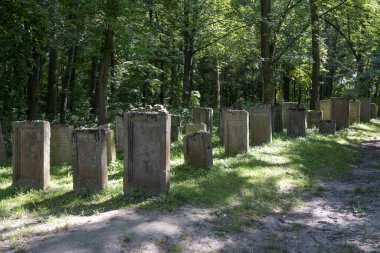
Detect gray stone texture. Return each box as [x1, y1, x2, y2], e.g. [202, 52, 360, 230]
[359, 97, 371, 122]
[272, 105, 283, 133]
[330, 98, 350, 130]
[12, 121, 50, 190]
[170, 115, 181, 142]
[183, 131, 213, 167]
[250, 105, 272, 145]
[307, 110, 323, 129]
[50, 125, 73, 166]
[319, 120, 336, 135]
[124, 111, 171, 196]
[281, 102, 298, 129]
[349, 100, 361, 124]
[115, 116, 124, 152]
[371, 103, 378, 119]
[0, 123, 6, 162]
[72, 129, 108, 194]
[193, 107, 213, 133]
[224, 110, 249, 154]
[319, 100, 331, 120]
[186, 123, 206, 135]
[286, 108, 307, 137]
[105, 129, 116, 165]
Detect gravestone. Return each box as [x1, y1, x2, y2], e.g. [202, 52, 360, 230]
[319, 120, 336, 135]
[250, 105, 272, 145]
[272, 104, 283, 133]
[330, 98, 350, 130]
[307, 110, 323, 129]
[281, 102, 298, 129]
[186, 123, 206, 135]
[349, 100, 360, 124]
[0, 123, 6, 162]
[224, 110, 249, 154]
[171, 115, 181, 142]
[115, 116, 124, 152]
[319, 100, 331, 120]
[287, 108, 307, 137]
[50, 125, 73, 166]
[359, 97, 371, 122]
[183, 131, 213, 167]
[12, 121, 50, 190]
[371, 103, 378, 119]
[193, 107, 213, 133]
[124, 110, 170, 196]
[105, 129, 116, 165]
[72, 129, 108, 194]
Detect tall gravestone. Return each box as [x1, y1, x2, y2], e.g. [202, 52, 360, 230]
[330, 98, 350, 130]
[171, 115, 181, 142]
[307, 110, 322, 129]
[319, 120, 336, 135]
[359, 97, 371, 122]
[371, 103, 378, 119]
[281, 102, 298, 129]
[51, 125, 73, 166]
[193, 107, 213, 133]
[12, 121, 50, 190]
[0, 123, 6, 162]
[124, 110, 171, 196]
[272, 104, 283, 133]
[250, 105, 272, 145]
[183, 131, 213, 167]
[224, 110, 249, 154]
[115, 116, 124, 152]
[186, 123, 206, 135]
[319, 100, 331, 120]
[349, 100, 360, 124]
[105, 129, 116, 165]
[72, 129, 108, 194]
[287, 108, 307, 137]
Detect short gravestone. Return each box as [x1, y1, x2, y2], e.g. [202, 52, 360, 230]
[51, 125, 73, 166]
[0, 123, 6, 162]
[193, 107, 213, 133]
[359, 97, 371, 122]
[307, 110, 322, 129]
[319, 120, 336, 135]
[349, 100, 360, 124]
[105, 129, 116, 165]
[72, 129, 108, 194]
[171, 115, 181, 142]
[12, 121, 50, 190]
[186, 123, 206, 135]
[371, 103, 378, 119]
[330, 98, 350, 130]
[287, 108, 307, 137]
[224, 110, 249, 154]
[272, 104, 283, 133]
[124, 110, 170, 196]
[219, 107, 229, 143]
[319, 100, 331, 120]
[183, 131, 213, 167]
[115, 116, 124, 152]
[250, 105, 272, 145]
[281, 102, 298, 129]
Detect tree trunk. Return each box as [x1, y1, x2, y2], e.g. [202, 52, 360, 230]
[283, 68, 291, 101]
[60, 47, 75, 123]
[309, 0, 320, 110]
[261, 0, 273, 105]
[325, 27, 338, 98]
[89, 57, 98, 115]
[68, 47, 78, 111]
[213, 60, 221, 108]
[47, 48, 58, 118]
[27, 51, 42, 120]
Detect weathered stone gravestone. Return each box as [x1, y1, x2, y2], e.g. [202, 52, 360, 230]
[50, 125, 73, 166]
[250, 105, 272, 145]
[307, 110, 323, 129]
[72, 129, 108, 194]
[319, 100, 331, 120]
[319, 120, 336, 135]
[193, 107, 213, 133]
[171, 115, 181, 142]
[371, 103, 378, 119]
[224, 110, 249, 154]
[124, 110, 170, 196]
[272, 104, 283, 133]
[186, 123, 206, 135]
[359, 97, 371, 122]
[115, 116, 124, 152]
[281, 102, 298, 129]
[349, 100, 360, 124]
[12, 121, 50, 190]
[286, 108, 307, 137]
[330, 98, 350, 130]
[183, 131, 213, 167]
[0, 123, 6, 162]
[105, 129, 116, 165]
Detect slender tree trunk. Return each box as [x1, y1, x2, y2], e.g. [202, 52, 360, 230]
[27, 51, 42, 120]
[182, 0, 194, 107]
[47, 48, 58, 118]
[89, 57, 98, 115]
[213, 60, 221, 108]
[261, 0, 273, 105]
[283, 68, 291, 101]
[357, 53, 368, 96]
[309, 0, 320, 110]
[60, 47, 75, 123]
[169, 64, 178, 106]
[325, 26, 338, 98]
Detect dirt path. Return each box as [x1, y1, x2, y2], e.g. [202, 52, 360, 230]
[9, 139, 380, 253]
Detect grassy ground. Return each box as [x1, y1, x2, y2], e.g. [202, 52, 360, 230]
[0, 120, 379, 246]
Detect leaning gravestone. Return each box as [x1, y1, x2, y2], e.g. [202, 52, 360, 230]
[287, 108, 307, 137]
[115, 116, 124, 152]
[359, 97, 371, 122]
[250, 105, 272, 145]
[307, 110, 323, 129]
[0, 123, 6, 162]
[50, 124, 73, 166]
[124, 110, 171, 196]
[72, 129, 108, 194]
[183, 131, 213, 167]
[193, 107, 213, 133]
[224, 110, 249, 154]
[319, 100, 331, 120]
[330, 98, 350, 130]
[105, 129, 116, 165]
[186, 123, 206, 135]
[319, 120, 336, 135]
[281, 102, 298, 129]
[272, 104, 283, 133]
[171, 115, 181, 142]
[349, 100, 360, 124]
[371, 103, 378, 119]
[12, 121, 50, 190]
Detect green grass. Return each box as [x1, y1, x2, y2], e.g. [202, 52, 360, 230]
[0, 120, 379, 238]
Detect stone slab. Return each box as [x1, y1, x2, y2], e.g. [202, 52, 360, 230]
[193, 107, 213, 133]
[359, 97, 371, 122]
[250, 105, 272, 145]
[319, 100, 331, 120]
[286, 108, 307, 137]
[115, 116, 124, 152]
[281, 102, 298, 129]
[319, 120, 336, 135]
[371, 103, 378, 119]
[219, 107, 229, 143]
[330, 98, 350, 130]
[186, 123, 206, 135]
[307, 110, 322, 129]
[349, 100, 360, 124]
[171, 115, 181, 142]
[50, 125, 73, 166]
[0, 123, 6, 162]
[183, 131, 213, 167]
[223, 110, 249, 154]
[272, 104, 283, 133]
[105, 129, 116, 165]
